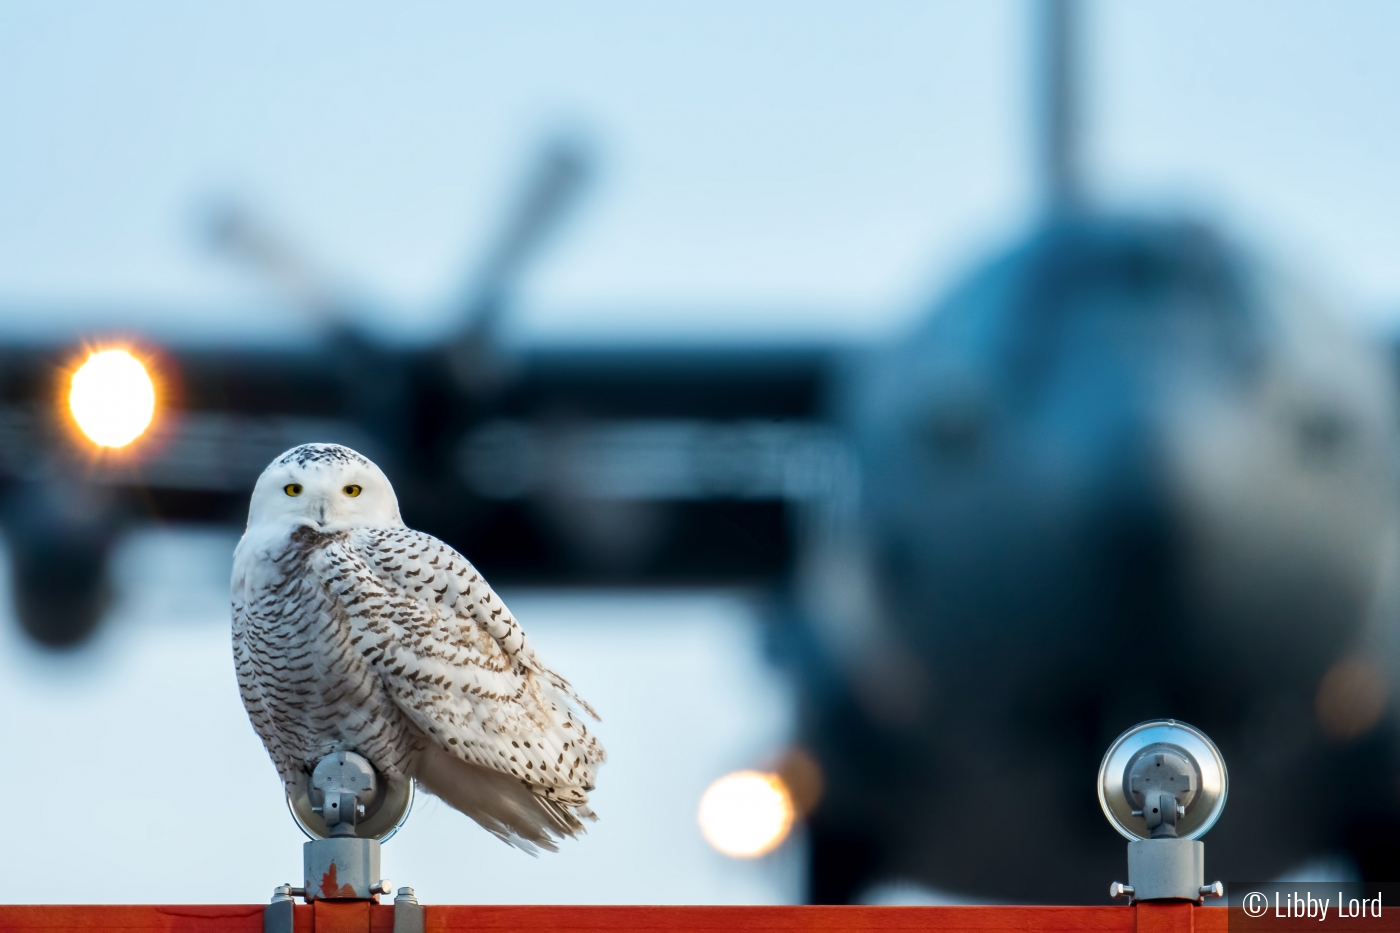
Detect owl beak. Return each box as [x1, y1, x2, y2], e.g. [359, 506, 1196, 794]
[293, 496, 330, 532]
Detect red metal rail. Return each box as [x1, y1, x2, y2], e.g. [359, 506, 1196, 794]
[0, 902, 1225, 933]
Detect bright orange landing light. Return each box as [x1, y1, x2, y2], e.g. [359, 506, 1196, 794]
[698, 770, 794, 859]
[69, 349, 156, 448]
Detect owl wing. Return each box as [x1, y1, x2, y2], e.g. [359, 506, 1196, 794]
[322, 525, 605, 809]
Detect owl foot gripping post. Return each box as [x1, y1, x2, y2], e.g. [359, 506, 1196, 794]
[264, 751, 422, 933]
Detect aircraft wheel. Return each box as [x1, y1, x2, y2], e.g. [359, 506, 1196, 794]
[8, 530, 112, 647]
[2, 481, 117, 648]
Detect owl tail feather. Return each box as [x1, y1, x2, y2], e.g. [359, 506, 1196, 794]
[412, 746, 590, 855]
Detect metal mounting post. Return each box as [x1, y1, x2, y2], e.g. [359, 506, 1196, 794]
[1123, 838, 1205, 901]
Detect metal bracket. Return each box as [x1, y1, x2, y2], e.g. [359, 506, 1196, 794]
[394, 887, 425, 933]
[264, 884, 303, 933]
[1127, 748, 1197, 839]
[310, 752, 378, 838]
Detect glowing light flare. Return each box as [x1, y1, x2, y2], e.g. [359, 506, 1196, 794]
[698, 770, 794, 859]
[69, 349, 157, 448]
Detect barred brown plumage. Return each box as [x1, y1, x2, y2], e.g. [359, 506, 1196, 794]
[231, 443, 604, 852]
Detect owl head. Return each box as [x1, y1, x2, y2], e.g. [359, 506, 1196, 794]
[247, 443, 402, 532]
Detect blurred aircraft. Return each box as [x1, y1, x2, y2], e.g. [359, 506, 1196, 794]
[795, 213, 1400, 902]
[2, 0, 1399, 905]
[787, 1, 1400, 902]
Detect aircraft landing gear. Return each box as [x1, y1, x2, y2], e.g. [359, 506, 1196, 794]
[2, 478, 117, 648]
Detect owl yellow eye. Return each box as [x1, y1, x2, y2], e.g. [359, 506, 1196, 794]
[284, 484, 303, 497]
[343, 484, 362, 497]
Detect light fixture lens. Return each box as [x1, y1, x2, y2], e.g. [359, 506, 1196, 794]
[698, 770, 794, 859]
[70, 349, 156, 448]
[1097, 718, 1228, 842]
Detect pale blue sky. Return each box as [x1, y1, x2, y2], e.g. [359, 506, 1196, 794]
[0, 1, 1397, 341]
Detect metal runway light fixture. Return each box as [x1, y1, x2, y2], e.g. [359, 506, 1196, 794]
[1099, 720, 1227, 904]
[265, 752, 420, 933]
[286, 752, 414, 845]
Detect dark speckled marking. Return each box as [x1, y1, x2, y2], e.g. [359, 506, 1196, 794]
[277, 444, 371, 469]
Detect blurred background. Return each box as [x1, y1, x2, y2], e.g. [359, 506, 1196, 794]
[3, 0, 1400, 906]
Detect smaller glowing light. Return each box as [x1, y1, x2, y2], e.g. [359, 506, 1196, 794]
[1316, 657, 1387, 741]
[698, 770, 794, 859]
[69, 349, 156, 448]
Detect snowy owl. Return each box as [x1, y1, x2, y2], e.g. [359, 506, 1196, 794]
[231, 443, 604, 851]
